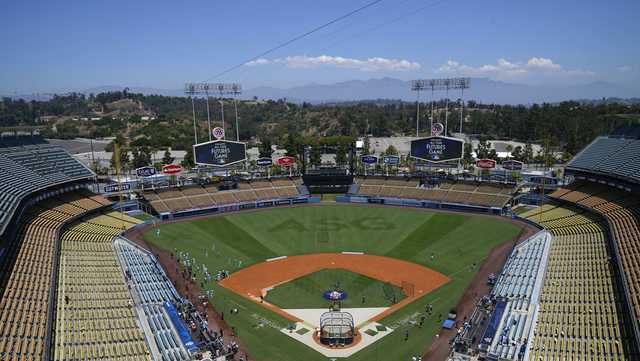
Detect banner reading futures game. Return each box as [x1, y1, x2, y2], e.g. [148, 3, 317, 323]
[410, 136, 464, 163]
[194, 140, 247, 167]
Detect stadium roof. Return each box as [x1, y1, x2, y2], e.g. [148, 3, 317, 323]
[566, 126, 640, 184]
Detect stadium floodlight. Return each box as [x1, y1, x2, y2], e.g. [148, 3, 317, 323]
[185, 82, 242, 142]
[410, 78, 470, 136]
[410, 81, 426, 137]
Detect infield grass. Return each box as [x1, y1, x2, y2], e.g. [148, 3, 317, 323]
[143, 204, 522, 361]
[264, 268, 406, 309]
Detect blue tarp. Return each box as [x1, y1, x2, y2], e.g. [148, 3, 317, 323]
[442, 319, 455, 329]
[164, 301, 198, 353]
[481, 300, 507, 345]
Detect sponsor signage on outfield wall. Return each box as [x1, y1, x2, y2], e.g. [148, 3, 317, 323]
[502, 160, 524, 171]
[162, 164, 183, 175]
[410, 136, 464, 163]
[383, 155, 400, 165]
[194, 140, 247, 167]
[361, 155, 378, 165]
[256, 158, 273, 167]
[277, 156, 296, 167]
[475, 159, 497, 169]
[136, 166, 156, 177]
[414, 160, 458, 168]
[104, 183, 131, 193]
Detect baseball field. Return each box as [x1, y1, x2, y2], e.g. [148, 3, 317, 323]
[142, 204, 522, 360]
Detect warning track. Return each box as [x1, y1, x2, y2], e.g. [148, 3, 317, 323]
[219, 253, 450, 322]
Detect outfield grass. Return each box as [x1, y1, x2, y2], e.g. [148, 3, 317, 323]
[265, 268, 406, 309]
[143, 204, 522, 361]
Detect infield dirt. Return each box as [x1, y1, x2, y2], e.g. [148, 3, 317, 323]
[219, 253, 450, 323]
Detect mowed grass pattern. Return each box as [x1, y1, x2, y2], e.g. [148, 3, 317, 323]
[265, 268, 406, 309]
[143, 204, 522, 361]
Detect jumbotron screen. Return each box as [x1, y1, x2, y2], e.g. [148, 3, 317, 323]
[410, 136, 464, 163]
[194, 140, 246, 167]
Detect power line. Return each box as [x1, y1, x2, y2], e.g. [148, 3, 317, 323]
[203, 0, 386, 81]
[319, 0, 449, 52]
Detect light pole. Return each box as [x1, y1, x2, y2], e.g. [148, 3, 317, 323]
[232, 84, 242, 142]
[411, 80, 425, 137]
[218, 100, 225, 138]
[204, 85, 212, 141]
[410, 78, 470, 136]
[184, 83, 199, 144]
[185, 82, 242, 143]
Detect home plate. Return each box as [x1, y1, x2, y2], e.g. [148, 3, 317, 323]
[280, 308, 394, 358]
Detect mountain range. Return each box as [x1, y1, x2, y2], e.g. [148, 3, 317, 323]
[5, 77, 639, 105]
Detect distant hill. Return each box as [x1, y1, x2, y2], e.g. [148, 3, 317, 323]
[242, 77, 639, 105]
[4, 77, 638, 105]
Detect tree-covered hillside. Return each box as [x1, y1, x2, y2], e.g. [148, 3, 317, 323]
[2, 91, 639, 161]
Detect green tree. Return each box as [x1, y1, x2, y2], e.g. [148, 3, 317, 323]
[523, 143, 534, 164]
[463, 143, 474, 167]
[259, 139, 273, 158]
[309, 144, 322, 167]
[181, 148, 195, 168]
[384, 144, 398, 156]
[511, 146, 524, 161]
[475, 139, 492, 159]
[131, 147, 151, 169]
[110, 145, 129, 173]
[335, 144, 347, 165]
[283, 133, 300, 158]
[162, 148, 174, 165]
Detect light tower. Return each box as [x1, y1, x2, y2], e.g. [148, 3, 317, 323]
[410, 78, 470, 135]
[184, 82, 242, 142]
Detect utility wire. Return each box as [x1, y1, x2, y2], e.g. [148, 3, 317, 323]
[204, 0, 385, 81]
[318, 0, 449, 52]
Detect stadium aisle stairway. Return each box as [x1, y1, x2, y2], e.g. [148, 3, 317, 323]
[0, 192, 108, 360]
[53, 212, 152, 361]
[520, 205, 639, 360]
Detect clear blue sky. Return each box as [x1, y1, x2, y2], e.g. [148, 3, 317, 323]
[1, 0, 638, 93]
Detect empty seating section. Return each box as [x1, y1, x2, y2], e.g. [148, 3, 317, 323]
[482, 231, 551, 360]
[145, 180, 301, 214]
[115, 240, 189, 360]
[567, 136, 640, 182]
[0, 193, 104, 360]
[54, 213, 151, 361]
[355, 179, 513, 208]
[0, 144, 93, 182]
[551, 183, 640, 328]
[520, 205, 639, 360]
[0, 139, 94, 233]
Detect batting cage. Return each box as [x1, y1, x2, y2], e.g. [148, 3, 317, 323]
[319, 311, 355, 346]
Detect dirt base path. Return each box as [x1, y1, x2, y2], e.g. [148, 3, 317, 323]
[219, 253, 450, 323]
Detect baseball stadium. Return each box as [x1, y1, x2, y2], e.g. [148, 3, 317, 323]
[0, 121, 639, 361]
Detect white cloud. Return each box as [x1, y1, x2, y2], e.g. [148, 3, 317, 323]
[244, 54, 421, 72]
[437, 57, 595, 81]
[245, 58, 271, 66]
[618, 65, 632, 72]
